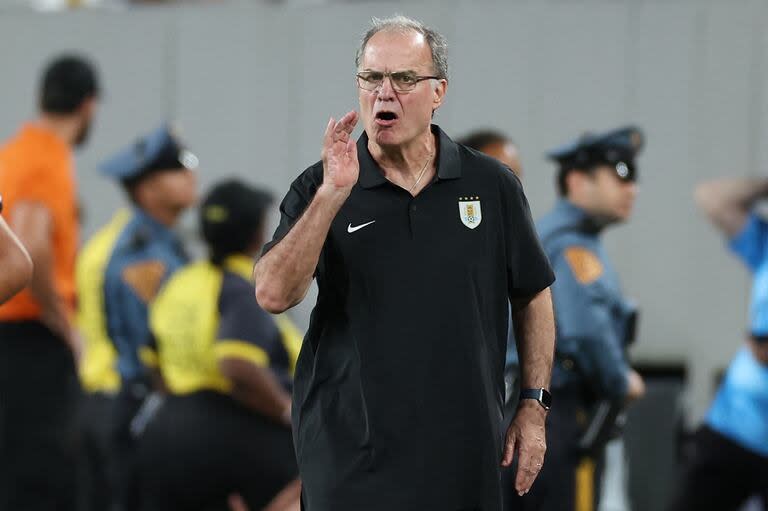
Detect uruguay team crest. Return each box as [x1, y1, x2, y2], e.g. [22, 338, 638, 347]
[458, 196, 482, 229]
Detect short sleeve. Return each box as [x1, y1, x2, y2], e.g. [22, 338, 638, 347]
[215, 277, 281, 368]
[262, 163, 323, 255]
[729, 212, 768, 271]
[14, 161, 69, 208]
[503, 172, 555, 298]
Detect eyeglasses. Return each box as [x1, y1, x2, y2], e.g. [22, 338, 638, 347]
[356, 71, 441, 93]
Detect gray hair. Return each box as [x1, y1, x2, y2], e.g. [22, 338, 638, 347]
[355, 15, 449, 80]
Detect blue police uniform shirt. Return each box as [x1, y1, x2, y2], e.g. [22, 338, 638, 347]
[536, 199, 632, 400]
[103, 208, 188, 381]
[705, 212, 768, 457]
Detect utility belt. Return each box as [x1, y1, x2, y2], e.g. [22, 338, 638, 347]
[554, 354, 627, 457]
[114, 375, 164, 439]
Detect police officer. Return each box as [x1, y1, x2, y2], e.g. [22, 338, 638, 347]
[77, 207, 130, 511]
[84, 124, 197, 511]
[507, 127, 646, 511]
[137, 180, 301, 511]
[666, 176, 768, 510]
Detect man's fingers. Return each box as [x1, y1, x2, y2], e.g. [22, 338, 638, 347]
[514, 448, 544, 496]
[501, 430, 517, 467]
[228, 494, 250, 511]
[345, 137, 357, 158]
[322, 117, 335, 150]
[337, 110, 358, 133]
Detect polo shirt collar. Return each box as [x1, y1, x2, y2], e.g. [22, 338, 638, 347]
[357, 124, 462, 189]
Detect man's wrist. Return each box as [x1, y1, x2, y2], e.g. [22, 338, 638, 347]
[516, 399, 548, 421]
[317, 183, 352, 206]
[519, 387, 552, 411]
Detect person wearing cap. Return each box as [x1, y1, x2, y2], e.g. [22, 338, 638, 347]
[506, 127, 647, 511]
[254, 16, 556, 511]
[81, 124, 197, 511]
[0, 53, 100, 510]
[458, 129, 523, 178]
[665, 178, 768, 510]
[137, 179, 301, 511]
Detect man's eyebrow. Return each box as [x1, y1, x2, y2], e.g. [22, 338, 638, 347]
[359, 68, 418, 73]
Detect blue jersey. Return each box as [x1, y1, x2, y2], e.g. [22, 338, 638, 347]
[705, 213, 768, 457]
[536, 200, 635, 401]
[103, 208, 188, 381]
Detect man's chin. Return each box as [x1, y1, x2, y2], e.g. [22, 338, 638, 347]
[371, 127, 400, 147]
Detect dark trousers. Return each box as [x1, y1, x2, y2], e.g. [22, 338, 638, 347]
[0, 321, 79, 511]
[138, 391, 298, 511]
[503, 389, 604, 511]
[110, 382, 149, 511]
[79, 392, 115, 511]
[667, 425, 768, 511]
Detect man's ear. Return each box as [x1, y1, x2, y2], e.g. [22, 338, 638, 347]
[432, 79, 447, 112]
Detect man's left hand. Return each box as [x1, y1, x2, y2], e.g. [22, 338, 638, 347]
[501, 400, 547, 496]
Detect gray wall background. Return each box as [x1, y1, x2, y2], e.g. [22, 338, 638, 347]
[0, 0, 764, 422]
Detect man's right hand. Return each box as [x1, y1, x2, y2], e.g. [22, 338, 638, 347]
[321, 111, 359, 195]
[626, 368, 645, 403]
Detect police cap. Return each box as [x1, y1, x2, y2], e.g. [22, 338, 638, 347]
[548, 126, 644, 182]
[100, 123, 198, 184]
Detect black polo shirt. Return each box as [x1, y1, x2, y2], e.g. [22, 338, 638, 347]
[264, 125, 554, 511]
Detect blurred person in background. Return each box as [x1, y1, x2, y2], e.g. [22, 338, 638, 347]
[85, 124, 197, 511]
[0, 54, 99, 511]
[458, 129, 524, 396]
[254, 15, 556, 511]
[666, 177, 768, 511]
[507, 127, 646, 511]
[458, 129, 522, 178]
[137, 179, 301, 511]
[76, 207, 131, 511]
[0, 198, 33, 304]
[458, 129, 528, 499]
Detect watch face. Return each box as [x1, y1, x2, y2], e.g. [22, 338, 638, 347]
[541, 389, 552, 409]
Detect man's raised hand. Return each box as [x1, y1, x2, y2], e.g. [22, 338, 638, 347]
[321, 111, 359, 193]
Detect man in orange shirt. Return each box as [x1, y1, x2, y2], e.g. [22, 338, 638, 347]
[0, 54, 100, 511]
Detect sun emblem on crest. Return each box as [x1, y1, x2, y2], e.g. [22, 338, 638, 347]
[458, 196, 482, 229]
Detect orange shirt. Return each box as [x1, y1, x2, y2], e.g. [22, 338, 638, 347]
[0, 123, 79, 321]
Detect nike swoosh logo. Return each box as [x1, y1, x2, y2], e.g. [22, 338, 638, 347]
[347, 220, 376, 233]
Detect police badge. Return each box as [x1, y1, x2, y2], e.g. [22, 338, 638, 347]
[458, 197, 482, 229]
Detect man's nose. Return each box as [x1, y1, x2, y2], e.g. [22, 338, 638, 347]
[376, 75, 396, 100]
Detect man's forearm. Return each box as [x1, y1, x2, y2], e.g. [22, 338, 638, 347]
[0, 218, 32, 304]
[221, 359, 292, 425]
[254, 184, 348, 313]
[10, 202, 70, 330]
[29, 242, 73, 345]
[512, 288, 555, 389]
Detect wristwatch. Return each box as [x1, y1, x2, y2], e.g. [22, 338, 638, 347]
[520, 388, 552, 411]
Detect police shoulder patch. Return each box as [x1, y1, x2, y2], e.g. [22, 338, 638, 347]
[563, 246, 603, 285]
[121, 260, 167, 303]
